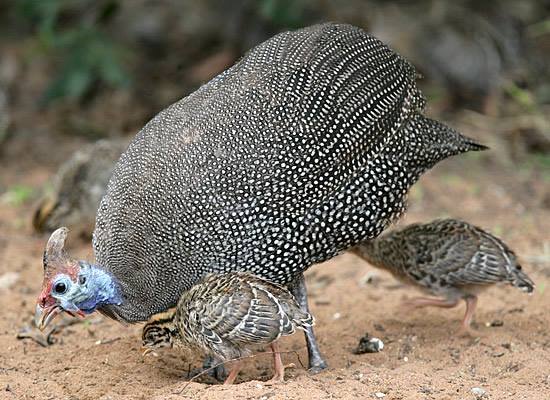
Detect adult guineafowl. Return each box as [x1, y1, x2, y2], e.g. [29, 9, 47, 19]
[35, 23, 486, 373]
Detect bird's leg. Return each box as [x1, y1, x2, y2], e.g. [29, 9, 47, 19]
[266, 341, 285, 384]
[403, 296, 459, 309]
[201, 354, 227, 381]
[223, 360, 243, 385]
[459, 295, 478, 336]
[289, 274, 328, 373]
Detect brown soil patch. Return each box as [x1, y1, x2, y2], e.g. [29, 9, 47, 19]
[1, 147, 549, 399]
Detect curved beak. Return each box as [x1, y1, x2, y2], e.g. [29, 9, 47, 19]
[34, 304, 61, 331]
[141, 347, 157, 357]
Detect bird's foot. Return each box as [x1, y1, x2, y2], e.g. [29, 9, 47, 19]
[265, 376, 285, 385]
[223, 361, 243, 385]
[265, 363, 295, 385]
[289, 274, 329, 375]
[308, 357, 328, 374]
[457, 326, 475, 338]
[200, 355, 228, 381]
[210, 364, 228, 381]
[457, 324, 485, 339]
[399, 300, 419, 312]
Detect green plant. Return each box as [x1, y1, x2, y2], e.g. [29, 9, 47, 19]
[0, 185, 34, 206]
[257, 0, 308, 28]
[16, 0, 129, 104]
[503, 81, 537, 113]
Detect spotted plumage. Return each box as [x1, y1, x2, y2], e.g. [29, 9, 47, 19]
[92, 23, 485, 321]
[142, 272, 313, 384]
[36, 23, 486, 369]
[354, 218, 534, 330]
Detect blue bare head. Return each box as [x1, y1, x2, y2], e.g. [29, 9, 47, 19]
[35, 227, 122, 330]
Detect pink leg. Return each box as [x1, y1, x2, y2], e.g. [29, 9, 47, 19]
[404, 296, 460, 309]
[459, 295, 478, 335]
[223, 360, 243, 385]
[266, 342, 285, 384]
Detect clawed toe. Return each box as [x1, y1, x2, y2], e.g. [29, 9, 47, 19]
[265, 376, 285, 385]
[457, 327, 474, 338]
[308, 362, 328, 374]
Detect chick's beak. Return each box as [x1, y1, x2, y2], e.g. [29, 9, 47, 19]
[34, 304, 61, 331]
[141, 346, 156, 357]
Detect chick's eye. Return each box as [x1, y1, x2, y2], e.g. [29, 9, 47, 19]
[54, 281, 67, 294]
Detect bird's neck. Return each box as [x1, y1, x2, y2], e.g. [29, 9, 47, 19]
[354, 240, 382, 266]
[76, 263, 122, 314]
[354, 238, 395, 272]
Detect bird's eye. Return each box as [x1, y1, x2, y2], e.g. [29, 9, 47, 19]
[54, 281, 67, 294]
[517, 265, 522, 270]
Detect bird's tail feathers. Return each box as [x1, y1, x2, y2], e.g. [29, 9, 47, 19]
[281, 298, 315, 335]
[293, 309, 315, 331]
[396, 113, 488, 172]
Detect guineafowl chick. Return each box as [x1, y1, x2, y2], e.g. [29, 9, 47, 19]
[33, 138, 128, 236]
[353, 219, 534, 333]
[142, 272, 314, 384]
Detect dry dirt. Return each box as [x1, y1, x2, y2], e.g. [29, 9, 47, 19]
[0, 137, 549, 400]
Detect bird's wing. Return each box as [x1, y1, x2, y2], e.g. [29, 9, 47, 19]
[443, 233, 515, 286]
[184, 274, 295, 360]
[405, 221, 511, 286]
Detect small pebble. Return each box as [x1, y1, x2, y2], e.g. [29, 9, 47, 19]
[353, 333, 384, 354]
[502, 342, 513, 350]
[471, 387, 486, 398]
[359, 271, 381, 287]
[333, 312, 341, 320]
[0, 272, 20, 290]
[374, 392, 386, 398]
[403, 356, 409, 362]
[419, 386, 433, 394]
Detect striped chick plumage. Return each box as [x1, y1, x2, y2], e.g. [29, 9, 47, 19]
[354, 218, 534, 331]
[142, 272, 313, 383]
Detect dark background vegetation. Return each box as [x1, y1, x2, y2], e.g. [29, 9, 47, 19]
[0, 0, 548, 243]
[1, 0, 550, 164]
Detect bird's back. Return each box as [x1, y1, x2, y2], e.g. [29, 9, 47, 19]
[357, 219, 534, 294]
[93, 23, 483, 322]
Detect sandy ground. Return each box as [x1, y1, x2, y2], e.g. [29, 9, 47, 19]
[0, 141, 549, 400]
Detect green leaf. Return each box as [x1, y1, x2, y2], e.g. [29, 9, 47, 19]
[16, 0, 130, 105]
[1, 185, 35, 206]
[257, 0, 308, 28]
